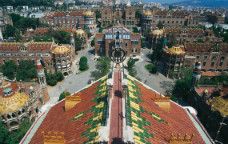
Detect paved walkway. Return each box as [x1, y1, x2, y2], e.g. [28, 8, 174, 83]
[109, 69, 123, 144]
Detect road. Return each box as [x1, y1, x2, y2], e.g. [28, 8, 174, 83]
[134, 48, 174, 95]
[41, 34, 97, 112]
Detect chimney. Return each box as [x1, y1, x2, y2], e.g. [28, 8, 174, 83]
[154, 95, 171, 112]
[65, 95, 81, 111]
[42, 131, 65, 144]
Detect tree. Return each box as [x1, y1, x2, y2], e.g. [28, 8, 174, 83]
[75, 36, 85, 51]
[91, 57, 111, 79]
[145, 64, 157, 74]
[46, 73, 58, 86]
[172, 67, 193, 102]
[135, 10, 142, 26]
[2, 24, 21, 40]
[149, 42, 163, 63]
[133, 27, 139, 33]
[0, 120, 9, 144]
[95, 10, 101, 22]
[1, 0, 54, 7]
[207, 15, 218, 25]
[0, 118, 32, 144]
[127, 58, 137, 77]
[99, 27, 103, 33]
[16, 60, 37, 81]
[2, 60, 17, 80]
[55, 71, 64, 82]
[10, 13, 41, 33]
[157, 21, 164, 29]
[79, 56, 88, 71]
[51, 31, 71, 44]
[91, 38, 95, 47]
[58, 91, 70, 101]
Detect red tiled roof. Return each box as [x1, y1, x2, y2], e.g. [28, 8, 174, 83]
[95, 33, 104, 39]
[28, 42, 53, 52]
[0, 43, 21, 52]
[201, 71, 222, 77]
[34, 28, 49, 35]
[131, 33, 141, 40]
[136, 82, 205, 143]
[184, 43, 228, 53]
[0, 42, 53, 53]
[29, 82, 99, 144]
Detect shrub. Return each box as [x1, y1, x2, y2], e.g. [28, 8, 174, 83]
[46, 73, 58, 86]
[145, 64, 157, 74]
[127, 58, 137, 77]
[58, 91, 70, 101]
[55, 71, 64, 82]
[79, 56, 88, 71]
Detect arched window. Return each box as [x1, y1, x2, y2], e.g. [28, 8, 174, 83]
[12, 113, 16, 118]
[10, 121, 18, 126]
[7, 114, 11, 119]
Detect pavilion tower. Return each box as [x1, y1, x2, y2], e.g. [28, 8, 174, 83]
[192, 62, 202, 86]
[36, 59, 46, 87]
[70, 33, 75, 50]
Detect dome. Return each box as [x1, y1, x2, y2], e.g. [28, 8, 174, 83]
[0, 92, 29, 115]
[76, 28, 85, 36]
[52, 46, 71, 55]
[152, 29, 164, 36]
[143, 10, 152, 16]
[83, 10, 94, 17]
[166, 46, 185, 55]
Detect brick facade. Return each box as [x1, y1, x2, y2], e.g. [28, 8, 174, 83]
[95, 25, 141, 57]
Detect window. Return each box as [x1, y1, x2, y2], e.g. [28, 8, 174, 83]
[219, 62, 223, 66]
[203, 62, 206, 66]
[211, 56, 217, 61]
[204, 56, 208, 59]
[211, 62, 215, 67]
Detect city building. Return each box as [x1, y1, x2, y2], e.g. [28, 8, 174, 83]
[184, 43, 228, 71]
[163, 46, 185, 78]
[161, 42, 228, 78]
[41, 10, 96, 34]
[21, 69, 213, 144]
[101, 3, 140, 29]
[142, 10, 197, 31]
[0, 71, 48, 131]
[95, 25, 141, 57]
[51, 45, 74, 75]
[0, 41, 75, 73]
[150, 27, 221, 47]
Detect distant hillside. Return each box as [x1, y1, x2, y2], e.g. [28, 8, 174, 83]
[173, 0, 228, 8]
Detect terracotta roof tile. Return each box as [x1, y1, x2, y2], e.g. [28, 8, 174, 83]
[136, 82, 205, 143]
[29, 82, 99, 144]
